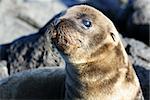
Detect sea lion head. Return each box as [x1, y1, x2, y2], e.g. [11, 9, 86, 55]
[51, 5, 128, 64]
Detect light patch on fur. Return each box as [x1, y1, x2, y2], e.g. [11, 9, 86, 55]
[111, 68, 140, 100]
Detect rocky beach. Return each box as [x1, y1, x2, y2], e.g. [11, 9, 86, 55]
[0, 0, 149, 99]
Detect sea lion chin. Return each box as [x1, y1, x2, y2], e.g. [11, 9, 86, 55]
[51, 5, 143, 100]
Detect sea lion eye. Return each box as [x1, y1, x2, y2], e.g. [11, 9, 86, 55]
[82, 19, 92, 29]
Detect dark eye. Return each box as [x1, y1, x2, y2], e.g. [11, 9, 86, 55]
[82, 19, 92, 29]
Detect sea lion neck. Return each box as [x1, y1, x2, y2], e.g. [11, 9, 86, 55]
[65, 58, 119, 99]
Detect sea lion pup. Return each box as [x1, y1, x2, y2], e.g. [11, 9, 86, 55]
[0, 14, 65, 75]
[51, 5, 143, 100]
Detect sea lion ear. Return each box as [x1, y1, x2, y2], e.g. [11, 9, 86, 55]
[107, 25, 118, 43]
[110, 32, 116, 42]
[108, 25, 120, 45]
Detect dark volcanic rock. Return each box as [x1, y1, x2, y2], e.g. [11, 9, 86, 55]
[126, 0, 150, 45]
[117, 0, 150, 45]
[0, 67, 65, 99]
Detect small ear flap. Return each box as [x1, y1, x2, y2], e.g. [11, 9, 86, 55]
[110, 32, 116, 42]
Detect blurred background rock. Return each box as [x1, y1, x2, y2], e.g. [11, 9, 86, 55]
[0, 0, 149, 45]
[0, 0, 67, 44]
[0, 0, 149, 99]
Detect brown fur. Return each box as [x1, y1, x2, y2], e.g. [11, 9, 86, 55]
[51, 5, 143, 100]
